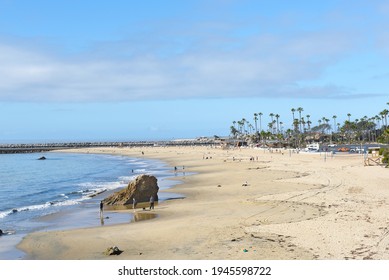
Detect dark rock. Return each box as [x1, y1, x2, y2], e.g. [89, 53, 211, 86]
[0, 229, 3, 236]
[38, 156, 46, 160]
[104, 246, 123, 255]
[103, 174, 159, 206]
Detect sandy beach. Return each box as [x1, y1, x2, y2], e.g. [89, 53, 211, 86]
[17, 145, 389, 260]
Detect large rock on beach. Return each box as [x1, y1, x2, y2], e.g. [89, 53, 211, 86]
[103, 174, 159, 205]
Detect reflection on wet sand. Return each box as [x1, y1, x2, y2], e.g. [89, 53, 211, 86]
[132, 212, 157, 222]
[102, 203, 158, 224]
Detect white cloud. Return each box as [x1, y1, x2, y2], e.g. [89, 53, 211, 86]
[0, 21, 365, 102]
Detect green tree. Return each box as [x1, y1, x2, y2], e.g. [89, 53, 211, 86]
[378, 128, 389, 144]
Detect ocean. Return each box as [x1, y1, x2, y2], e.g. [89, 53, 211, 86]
[0, 152, 181, 259]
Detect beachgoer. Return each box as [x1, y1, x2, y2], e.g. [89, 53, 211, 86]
[133, 198, 137, 209]
[100, 201, 104, 215]
[149, 195, 155, 210]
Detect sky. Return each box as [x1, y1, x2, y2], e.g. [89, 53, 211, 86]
[0, 0, 389, 142]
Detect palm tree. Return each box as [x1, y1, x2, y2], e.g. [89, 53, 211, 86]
[306, 115, 311, 131]
[322, 117, 327, 134]
[336, 123, 340, 139]
[380, 109, 388, 128]
[292, 118, 300, 147]
[324, 118, 331, 134]
[301, 117, 306, 132]
[346, 113, 351, 142]
[275, 114, 280, 134]
[269, 113, 274, 122]
[272, 120, 276, 135]
[332, 115, 337, 133]
[268, 122, 273, 133]
[230, 126, 239, 138]
[253, 113, 258, 133]
[293, 118, 300, 133]
[307, 120, 312, 132]
[248, 124, 254, 134]
[269, 113, 275, 134]
[241, 118, 247, 134]
[297, 107, 304, 132]
[237, 120, 243, 134]
[291, 108, 296, 128]
[258, 112, 263, 132]
[375, 115, 381, 129]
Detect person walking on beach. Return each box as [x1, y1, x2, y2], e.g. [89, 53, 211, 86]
[133, 197, 137, 210]
[100, 201, 104, 217]
[149, 195, 155, 210]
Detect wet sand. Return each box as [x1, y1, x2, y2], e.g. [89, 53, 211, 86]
[17, 146, 389, 260]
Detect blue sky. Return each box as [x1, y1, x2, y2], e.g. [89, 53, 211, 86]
[0, 0, 388, 142]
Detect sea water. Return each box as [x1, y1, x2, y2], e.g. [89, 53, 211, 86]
[0, 152, 181, 259]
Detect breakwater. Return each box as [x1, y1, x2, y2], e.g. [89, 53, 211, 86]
[0, 139, 222, 154]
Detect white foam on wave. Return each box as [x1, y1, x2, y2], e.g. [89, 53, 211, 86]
[118, 175, 136, 184]
[0, 202, 53, 219]
[78, 180, 124, 192]
[0, 211, 9, 219]
[134, 168, 147, 172]
[76, 180, 128, 200]
[0, 196, 89, 220]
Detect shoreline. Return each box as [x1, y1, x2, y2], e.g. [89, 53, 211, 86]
[17, 146, 389, 260]
[1, 151, 182, 260]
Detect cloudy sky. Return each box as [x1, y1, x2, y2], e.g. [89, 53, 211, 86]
[1, 0, 388, 142]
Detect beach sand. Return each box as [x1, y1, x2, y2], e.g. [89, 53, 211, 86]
[17, 146, 389, 260]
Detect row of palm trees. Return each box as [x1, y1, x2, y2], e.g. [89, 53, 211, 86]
[230, 103, 389, 147]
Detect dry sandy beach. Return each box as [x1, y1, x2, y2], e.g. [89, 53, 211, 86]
[18, 146, 389, 260]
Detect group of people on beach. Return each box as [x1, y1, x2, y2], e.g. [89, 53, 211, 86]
[99, 195, 155, 216]
[131, 196, 155, 210]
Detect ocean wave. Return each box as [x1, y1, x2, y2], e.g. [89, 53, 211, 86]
[118, 175, 136, 184]
[0, 197, 87, 220]
[78, 180, 124, 191]
[133, 168, 147, 172]
[0, 203, 51, 219]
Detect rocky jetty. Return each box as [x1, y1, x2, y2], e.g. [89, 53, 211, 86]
[103, 174, 159, 206]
